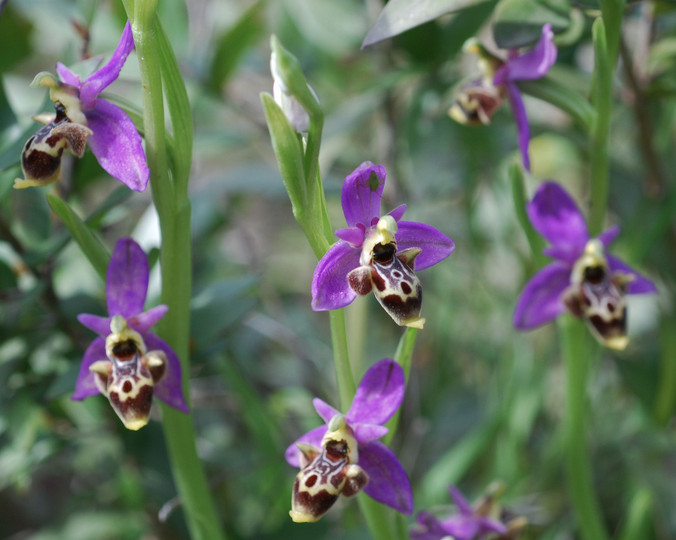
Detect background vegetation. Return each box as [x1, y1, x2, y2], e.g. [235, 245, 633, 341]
[0, 0, 674, 538]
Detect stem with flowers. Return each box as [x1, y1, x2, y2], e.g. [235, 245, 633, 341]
[122, 1, 226, 538]
[560, 15, 619, 540]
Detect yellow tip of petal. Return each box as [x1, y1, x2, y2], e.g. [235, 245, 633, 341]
[404, 317, 425, 329]
[603, 335, 629, 351]
[122, 417, 150, 431]
[14, 177, 56, 189]
[289, 510, 319, 523]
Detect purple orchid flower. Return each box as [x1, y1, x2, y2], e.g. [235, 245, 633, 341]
[514, 182, 657, 349]
[285, 358, 413, 522]
[411, 486, 508, 540]
[449, 24, 557, 171]
[73, 238, 187, 430]
[312, 162, 454, 328]
[16, 22, 149, 191]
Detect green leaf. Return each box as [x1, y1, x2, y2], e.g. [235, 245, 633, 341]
[208, 1, 264, 93]
[0, 6, 32, 73]
[509, 161, 546, 268]
[362, 0, 494, 47]
[493, 0, 570, 49]
[46, 194, 109, 280]
[260, 93, 306, 211]
[518, 75, 595, 131]
[156, 15, 193, 191]
[0, 78, 16, 133]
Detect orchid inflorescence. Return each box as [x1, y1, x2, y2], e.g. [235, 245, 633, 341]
[11, 9, 661, 539]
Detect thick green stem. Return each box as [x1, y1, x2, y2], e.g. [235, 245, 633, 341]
[559, 315, 608, 540]
[129, 4, 225, 539]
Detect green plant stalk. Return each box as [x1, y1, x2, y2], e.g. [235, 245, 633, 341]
[559, 314, 608, 540]
[617, 487, 653, 540]
[383, 327, 418, 445]
[598, 0, 626, 69]
[653, 315, 676, 425]
[129, 3, 226, 539]
[589, 18, 612, 236]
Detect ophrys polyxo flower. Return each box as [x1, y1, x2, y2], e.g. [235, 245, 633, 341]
[312, 162, 454, 328]
[74, 238, 187, 429]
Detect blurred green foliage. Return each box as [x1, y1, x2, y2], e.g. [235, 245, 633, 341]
[0, 0, 675, 539]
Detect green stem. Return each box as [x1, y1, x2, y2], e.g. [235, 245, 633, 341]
[653, 315, 676, 425]
[589, 18, 613, 236]
[329, 309, 356, 410]
[129, 4, 225, 539]
[383, 327, 418, 445]
[559, 314, 608, 540]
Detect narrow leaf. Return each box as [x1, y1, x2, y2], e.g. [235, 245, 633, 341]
[156, 15, 193, 191]
[493, 0, 570, 49]
[209, 2, 264, 93]
[261, 92, 306, 211]
[362, 0, 493, 48]
[47, 194, 110, 280]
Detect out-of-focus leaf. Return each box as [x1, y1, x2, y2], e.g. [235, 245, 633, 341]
[417, 417, 500, 507]
[209, 1, 264, 93]
[46, 194, 109, 280]
[190, 277, 258, 346]
[0, 78, 17, 133]
[13, 187, 51, 243]
[0, 6, 32, 73]
[493, 0, 570, 49]
[0, 258, 16, 289]
[362, 0, 493, 48]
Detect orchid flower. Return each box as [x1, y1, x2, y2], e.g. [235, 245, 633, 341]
[411, 486, 508, 540]
[73, 238, 187, 430]
[312, 162, 454, 328]
[16, 22, 149, 191]
[449, 24, 557, 170]
[285, 359, 413, 522]
[514, 182, 657, 349]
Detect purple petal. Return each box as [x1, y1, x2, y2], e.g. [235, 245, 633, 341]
[56, 63, 82, 87]
[504, 81, 531, 171]
[341, 162, 387, 228]
[527, 182, 589, 251]
[606, 254, 657, 294]
[353, 423, 389, 443]
[145, 333, 188, 413]
[313, 397, 340, 424]
[335, 226, 365, 247]
[106, 238, 149, 318]
[438, 515, 480, 540]
[129, 305, 169, 334]
[311, 241, 360, 311]
[388, 204, 407, 222]
[77, 313, 111, 336]
[347, 359, 405, 425]
[85, 99, 150, 191]
[513, 261, 571, 329]
[597, 225, 620, 248]
[448, 486, 473, 516]
[412, 512, 448, 540]
[396, 221, 455, 271]
[285, 425, 327, 467]
[494, 24, 557, 84]
[359, 440, 413, 514]
[72, 337, 106, 400]
[80, 22, 135, 108]
[478, 516, 509, 536]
